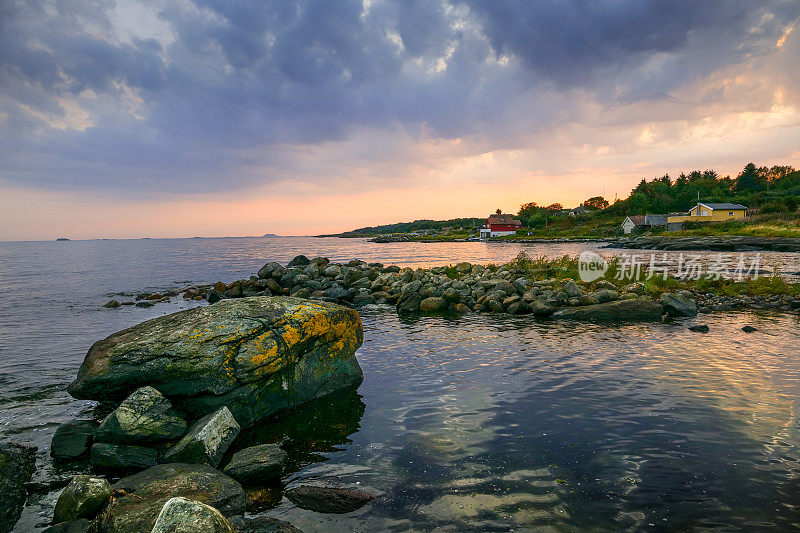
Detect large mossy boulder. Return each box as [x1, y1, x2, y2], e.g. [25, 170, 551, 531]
[51, 420, 98, 460]
[0, 443, 37, 533]
[222, 444, 287, 484]
[553, 297, 663, 322]
[99, 463, 245, 533]
[95, 386, 187, 444]
[68, 297, 364, 427]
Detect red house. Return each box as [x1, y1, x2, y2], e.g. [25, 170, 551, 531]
[479, 213, 522, 238]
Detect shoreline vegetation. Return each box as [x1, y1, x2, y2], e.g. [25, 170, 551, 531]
[106, 252, 800, 319]
[322, 163, 800, 242]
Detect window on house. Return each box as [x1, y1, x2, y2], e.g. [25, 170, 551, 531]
[729, 211, 734, 215]
[701, 210, 708, 216]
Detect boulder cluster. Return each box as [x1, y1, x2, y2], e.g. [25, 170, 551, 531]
[199, 255, 700, 322]
[4, 296, 373, 533]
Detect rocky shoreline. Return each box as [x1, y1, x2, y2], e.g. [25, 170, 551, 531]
[106, 254, 798, 319]
[608, 235, 800, 252]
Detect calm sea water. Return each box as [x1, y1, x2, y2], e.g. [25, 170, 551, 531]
[1, 237, 799, 531]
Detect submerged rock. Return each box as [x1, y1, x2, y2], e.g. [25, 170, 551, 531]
[53, 475, 112, 524]
[222, 444, 287, 484]
[90, 443, 158, 471]
[0, 443, 37, 533]
[553, 297, 663, 322]
[742, 325, 758, 333]
[151, 497, 233, 533]
[101, 463, 245, 533]
[95, 386, 187, 444]
[688, 324, 710, 333]
[162, 407, 240, 468]
[229, 515, 304, 533]
[51, 420, 98, 460]
[285, 485, 375, 514]
[68, 297, 364, 427]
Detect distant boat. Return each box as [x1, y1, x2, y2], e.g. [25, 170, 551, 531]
[56, 237, 70, 241]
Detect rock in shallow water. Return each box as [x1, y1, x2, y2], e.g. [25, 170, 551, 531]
[229, 515, 304, 533]
[285, 485, 375, 514]
[51, 420, 98, 460]
[151, 497, 233, 533]
[162, 407, 240, 468]
[553, 297, 663, 322]
[660, 292, 698, 317]
[223, 444, 287, 484]
[42, 519, 93, 533]
[100, 463, 245, 533]
[53, 475, 112, 524]
[0, 443, 37, 533]
[95, 386, 187, 444]
[68, 296, 364, 427]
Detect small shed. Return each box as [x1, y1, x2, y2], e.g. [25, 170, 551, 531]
[621, 215, 646, 234]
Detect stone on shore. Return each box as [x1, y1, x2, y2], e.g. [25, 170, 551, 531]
[68, 297, 364, 428]
[100, 463, 245, 533]
[285, 485, 375, 514]
[151, 497, 233, 533]
[162, 407, 240, 468]
[553, 297, 663, 322]
[223, 444, 287, 484]
[53, 475, 112, 524]
[51, 420, 98, 460]
[96, 386, 187, 444]
[419, 297, 448, 313]
[90, 443, 158, 470]
[660, 292, 698, 317]
[0, 443, 37, 533]
[529, 299, 556, 316]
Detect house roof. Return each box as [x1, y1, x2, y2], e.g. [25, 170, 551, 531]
[487, 214, 522, 225]
[569, 205, 587, 213]
[625, 215, 646, 226]
[697, 202, 748, 210]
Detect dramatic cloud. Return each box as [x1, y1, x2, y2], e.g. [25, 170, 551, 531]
[0, 1, 799, 237]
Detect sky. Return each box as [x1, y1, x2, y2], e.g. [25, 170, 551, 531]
[1, 0, 799, 240]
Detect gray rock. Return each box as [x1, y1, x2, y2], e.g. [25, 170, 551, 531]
[287, 255, 310, 267]
[595, 280, 618, 291]
[285, 485, 375, 514]
[742, 325, 758, 333]
[257, 262, 281, 279]
[688, 325, 710, 333]
[622, 282, 645, 295]
[162, 407, 240, 468]
[53, 475, 112, 523]
[0, 443, 37, 533]
[222, 444, 287, 484]
[562, 281, 582, 298]
[101, 463, 245, 533]
[68, 297, 364, 428]
[419, 297, 448, 313]
[96, 386, 187, 444]
[42, 519, 93, 533]
[230, 516, 304, 533]
[90, 443, 158, 471]
[591, 289, 618, 303]
[529, 299, 556, 317]
[554, 297, 663, 322]
[396, 293, 423, 314]
[51, 420, 98, 460]
[151, 497, 233, 533]
[660, 292, 698, 317]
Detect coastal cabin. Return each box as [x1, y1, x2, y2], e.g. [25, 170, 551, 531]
[621, 215, 646, 234]
[479, 213, 522, 238]
[567, 206, 588, 216]
[667, 203, 748, 224]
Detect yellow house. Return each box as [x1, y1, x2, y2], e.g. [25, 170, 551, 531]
[667, 202, 748, 224]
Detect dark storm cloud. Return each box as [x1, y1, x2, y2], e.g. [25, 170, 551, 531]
[0, 0, 797, 194]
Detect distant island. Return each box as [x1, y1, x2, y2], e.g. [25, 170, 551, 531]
[261, 233, 280, 238]
[56, 237, 70, 241]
